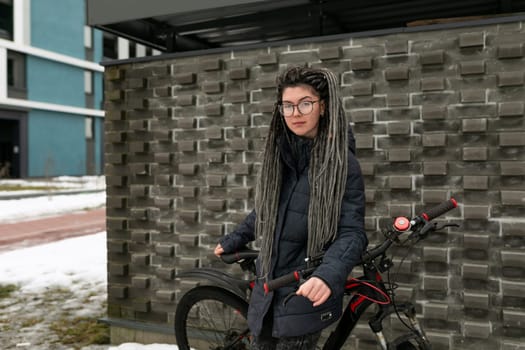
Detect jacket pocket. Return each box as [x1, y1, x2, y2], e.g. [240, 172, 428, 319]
[272, 293, 343, 337]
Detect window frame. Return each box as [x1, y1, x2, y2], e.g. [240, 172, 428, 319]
[0, 0, 13, 40]
[7, 50, 26, 92]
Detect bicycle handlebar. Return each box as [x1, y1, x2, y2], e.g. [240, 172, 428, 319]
[263, 198, 459, 293]
[264, 270, 299, 293]
[363, 198, 458, 262]
[263, 267, 319, 293]
[418, 198, 457, 222]
[220, 247, 259, 264]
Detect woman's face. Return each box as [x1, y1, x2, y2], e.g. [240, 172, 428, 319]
[281, 84, 325, 139]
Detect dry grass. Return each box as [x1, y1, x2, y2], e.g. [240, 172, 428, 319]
[0, 284, 18, 299]
[20, 317, 43, 328]
[50, 316, 110, 349]
[0, 284, 110, 348]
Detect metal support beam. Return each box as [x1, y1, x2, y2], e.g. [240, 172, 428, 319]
[500, 0, 513, 11]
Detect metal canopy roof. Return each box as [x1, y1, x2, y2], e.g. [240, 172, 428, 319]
[87, 0, 525, 53]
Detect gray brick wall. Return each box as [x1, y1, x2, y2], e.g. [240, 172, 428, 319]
[104, 19, 525, 349]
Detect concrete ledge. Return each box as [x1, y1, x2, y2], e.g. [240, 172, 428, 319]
[100, 318, 177, 345]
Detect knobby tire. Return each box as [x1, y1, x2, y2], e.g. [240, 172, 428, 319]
[175, 286, 250, 350]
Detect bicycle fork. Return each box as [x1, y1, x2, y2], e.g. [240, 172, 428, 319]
[369, 302, 429, 350]
[403, 305, 430, 347]
[368, 311, 388, 350]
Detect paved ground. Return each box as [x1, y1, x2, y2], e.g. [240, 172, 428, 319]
[0, 208, 106, 251]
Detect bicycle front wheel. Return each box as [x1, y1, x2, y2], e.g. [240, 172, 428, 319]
[391, 332, 431, 350]
[175, 286, 250, 350]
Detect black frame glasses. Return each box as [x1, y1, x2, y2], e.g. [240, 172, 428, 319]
[278, 100, 320, 117]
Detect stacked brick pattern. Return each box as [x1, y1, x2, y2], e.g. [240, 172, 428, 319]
[104, 20, 525, 349]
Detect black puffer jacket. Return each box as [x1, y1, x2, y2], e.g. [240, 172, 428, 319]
[219, 130, 367, 337]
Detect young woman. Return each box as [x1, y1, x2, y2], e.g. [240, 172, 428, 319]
[214, 66, 367, 349]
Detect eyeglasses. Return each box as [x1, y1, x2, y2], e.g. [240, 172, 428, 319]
[278, 100, 320, 117]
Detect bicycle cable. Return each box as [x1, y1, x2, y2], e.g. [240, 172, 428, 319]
[387, 234, 424, 338]
[346, 277, 391, 305]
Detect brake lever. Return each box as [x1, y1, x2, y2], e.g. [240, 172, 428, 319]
[417, 221, 458, 238]
[283, 276, 308, 307]
[435, 223, 459, 231]
[419, 221, 436, 237]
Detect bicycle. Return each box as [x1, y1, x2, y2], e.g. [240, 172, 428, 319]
[174, 198, 459, 350]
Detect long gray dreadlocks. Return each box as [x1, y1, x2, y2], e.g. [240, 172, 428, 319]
[255, 66, 349, 279]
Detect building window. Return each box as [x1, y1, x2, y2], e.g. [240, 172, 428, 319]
[103, 32, 118, 60]
[7, 50, 26, 90]
[135, 44, 146, 57]
[7, 57, 14, 86]
[129, 41, 136, 58]
[85, 117, 94, 139]
[84, 70, 93, 95]
[0, 0, 13, 40]
[84, 26, 93, 49]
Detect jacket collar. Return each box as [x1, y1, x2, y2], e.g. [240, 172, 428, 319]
[279, 131, 312, 174]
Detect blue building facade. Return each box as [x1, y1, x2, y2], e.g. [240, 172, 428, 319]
[0, 0, 105, 177]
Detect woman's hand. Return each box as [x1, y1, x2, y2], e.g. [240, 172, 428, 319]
[214, 244, 224, 257]
[296, 277, 331, 307]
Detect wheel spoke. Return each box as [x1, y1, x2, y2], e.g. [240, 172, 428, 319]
[175, 287, 250, 350]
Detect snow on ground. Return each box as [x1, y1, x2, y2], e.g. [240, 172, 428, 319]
[0, 176, 179, 349]
[0, 176, 106, 223]
[0, 233, 106, 293]
[0, 175, 105, 194]
[0, 191, 106, 223]
[0, 232, 178, 349]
